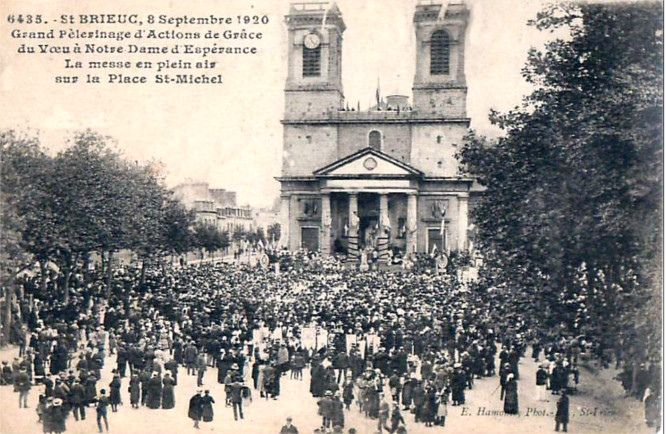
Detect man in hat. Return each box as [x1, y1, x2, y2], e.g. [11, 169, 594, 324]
[229, 375, 245, 420]
[536, 363, 549, 402]
[318, 390, 334, 429]
[279, 416, 299, 434]
[70, 378, 87, 421]
[16, 366, 31, 408]
[555, 389, 569, 432]
[499, 362, 511, 400]
[95, 389, 110, 433]
[196, 351, 207, 387]
[184, 341, 198, 376]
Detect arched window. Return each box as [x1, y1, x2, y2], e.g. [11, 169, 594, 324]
[368, 130, 382, 151]
[303, 46, 321, 77]
[430, 30, 450, 75]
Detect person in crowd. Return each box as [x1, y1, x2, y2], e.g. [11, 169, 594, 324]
[16, 366, 31, 408]
[201, 390, 215, 423]
[129, 371, 141, 409]
[504, 374, 519, 415]
[162, 371, 176, 409]
[555, 389, 570, 432]
[188, 389, 204, 429]
[279, 416, 299, 434]
[95, 389, 110, 433]
[109, 372, 122, 412]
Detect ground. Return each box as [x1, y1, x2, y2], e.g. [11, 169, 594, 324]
[0, 344, 652, 434]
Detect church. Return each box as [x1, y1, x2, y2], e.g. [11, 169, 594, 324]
[278, 1, 474, 261]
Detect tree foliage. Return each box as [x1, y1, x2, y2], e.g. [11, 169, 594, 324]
[458, 3, 662, 366]
[267, 223, 281, 243]
[1, 129, 197, 298]
[193, 223, 230, 254]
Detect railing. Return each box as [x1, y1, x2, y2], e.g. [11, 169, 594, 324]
[290, 2, 330, 12]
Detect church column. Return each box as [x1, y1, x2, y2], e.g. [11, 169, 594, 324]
[321, 193, 332, 256]
[458, 193, 468, 251]
[378, 193, 390, 262]
[347, 193, 359, 261]
[406, 193, 418, 254]
[280, 194, 290, 249]
[348, 193, 358, 233]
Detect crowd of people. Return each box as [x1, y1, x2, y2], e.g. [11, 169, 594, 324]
[0, 251, 657, 432]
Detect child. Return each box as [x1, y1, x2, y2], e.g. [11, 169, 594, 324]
[36, 394, 46, 423]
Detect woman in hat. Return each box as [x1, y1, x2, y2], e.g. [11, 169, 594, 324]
[49, 398, 68, 434]
[503, 373, 519, 414]
[146, 372, 162, 409]
[129, 371, 141, 409]
[201, 390, 215, 423]
[109, 372, 122, 412]
[161, 372, 176, 409]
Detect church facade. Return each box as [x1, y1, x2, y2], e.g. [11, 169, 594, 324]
[278, 2, 474, 261]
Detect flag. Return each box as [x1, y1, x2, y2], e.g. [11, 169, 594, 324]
[375, 78, 381, 107]
[321, 3, 329, 33]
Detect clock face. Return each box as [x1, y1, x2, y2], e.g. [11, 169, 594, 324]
[363, 157, 378, 171]
[304, 33, 321, 49]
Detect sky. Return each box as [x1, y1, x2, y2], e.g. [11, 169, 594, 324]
[1, 0, 563, 208]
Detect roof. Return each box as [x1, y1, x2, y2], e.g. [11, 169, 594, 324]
[313, 147, 423, 177]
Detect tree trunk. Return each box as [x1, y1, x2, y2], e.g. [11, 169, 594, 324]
[106, 251, 114, 298]
[628, 362, 638, 398]
[139, 258, 147, 290]
[1, 286, 13, 347]
[82, 252, 90, 282]
[100, 251, 106, 276]
[63, 270, 72, 304]
[39, 258, 47, 294]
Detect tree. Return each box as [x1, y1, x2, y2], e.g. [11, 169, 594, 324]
[267, 223, 281, 244]
[255, 227, 267, 246]
[50, 131, 134, 298]
[193, 223, 230, 256]
[232, 225, 246, 243]
[458, 2, 662, 369]
[0, 130, 49, 344]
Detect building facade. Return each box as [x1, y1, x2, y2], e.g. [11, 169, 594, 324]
[171, 181, 253, 233]
[278, 2, 474, 261]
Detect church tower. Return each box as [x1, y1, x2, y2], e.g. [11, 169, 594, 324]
[283, 3, 346, 120]
[412, 2, 469, 117]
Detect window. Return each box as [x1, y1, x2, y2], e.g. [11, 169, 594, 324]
[368, 130, 382, 151]
[303, 46, 321, 77]
[430, 30, 450, 75]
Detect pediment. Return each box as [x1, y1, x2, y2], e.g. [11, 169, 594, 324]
[314, 148, 422, 177]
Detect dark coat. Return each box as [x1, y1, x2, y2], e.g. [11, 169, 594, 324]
[188, 394, 203, 421]
[109, 376, 122, 405]
[331, 397, 344, 427]
[147, 375, 162, 409]
[201, 394, 215, 422]
[129, 375, 141, 404]
[503, 379, 519, 414]
[161, 376, 176, 409]
[556, 394, 569, 423]
[229, 382, 243, 403]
